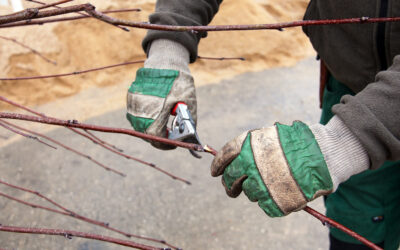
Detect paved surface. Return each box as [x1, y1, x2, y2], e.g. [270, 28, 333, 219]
[0, 58, 330, 249]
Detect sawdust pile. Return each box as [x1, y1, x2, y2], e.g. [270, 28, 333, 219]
[0, 0, 314, 111]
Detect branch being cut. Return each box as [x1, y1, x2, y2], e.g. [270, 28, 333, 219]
[0, 112, 204, 152]
[0, 225, 161, 250]
[0, 8, 141, 28]
[0, 60, 144, 80]
[0, 179, 179, 249]
[0, 35, 57, 65]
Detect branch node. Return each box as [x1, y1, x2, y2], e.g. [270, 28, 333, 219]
[64, 233, 73, 239]
[360, 16, 370, 22]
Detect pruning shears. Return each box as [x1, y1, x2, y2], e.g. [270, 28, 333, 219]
[168, 102, 202, 158]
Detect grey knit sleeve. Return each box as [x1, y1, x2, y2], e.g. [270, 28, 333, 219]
[142, 0, 223, 63]
[332, 55, 400, 169]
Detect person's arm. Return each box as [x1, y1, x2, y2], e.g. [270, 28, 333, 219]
[142, 0, 223, 63]
[210, 56, 400, 217]
[333, 55, 400, 169]
[127, 1, 223, 149]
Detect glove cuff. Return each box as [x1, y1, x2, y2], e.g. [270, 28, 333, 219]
[310, 116, 369, 191]
[144, 39, 190, 74]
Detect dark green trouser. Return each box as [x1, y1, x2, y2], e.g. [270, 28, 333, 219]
[320, 76, 400, 250]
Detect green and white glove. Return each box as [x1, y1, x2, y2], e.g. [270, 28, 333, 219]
[211, 116, 369, 217]
[126, 39, 196, 149]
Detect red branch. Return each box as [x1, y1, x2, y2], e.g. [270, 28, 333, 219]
[0, 60, 144, 81]
[86, 8, 400, 32]
[0, 179, 179, 249]
[0, 4, 94, 25]
[0, 8, 141, 28]
[303, 207, 382, 250]
[0, 225, 161, 250]
[0, 112, 204, 152]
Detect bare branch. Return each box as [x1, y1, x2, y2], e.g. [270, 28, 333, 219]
[303, 206, 382, 250]
[85, 8, 400, 32]
[0, 225, 161, 250]
[0, 60, 144, 80]
[198, 56, 245, 61]
[83, 130, 124, 152]
[0, 96, 190, 184]
[0, 8, 141, 28]
[0, 120, 56, 149]
[0, 35, 57, 65]
[70, 129, 191, 185]
[0, 112, 205, 153]
[0, 119, 126, 177]
[0, 179, 180, 249]
[0, 4, 94, 25]
[27, 0, 129, 32]
[26, 0, 74, 10]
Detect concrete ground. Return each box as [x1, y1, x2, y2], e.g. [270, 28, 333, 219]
[0, 57, 330, 249]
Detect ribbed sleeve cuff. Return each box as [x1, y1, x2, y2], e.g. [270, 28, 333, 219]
[310, 116, 370, 191]
[144, 39, 190, 74]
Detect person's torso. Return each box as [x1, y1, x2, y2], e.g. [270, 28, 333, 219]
[303, 0, 400, 93]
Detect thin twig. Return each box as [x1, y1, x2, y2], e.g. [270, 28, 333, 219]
[0, 8, 141, 28]
[84, 130, 124, 152]
[27, 0, 74, 10]
[0, 119, 125, 177]
[0, 120, 56, 149]
[0, 225, 160, 250]
[70, 126, 190, 185]
[0, 179, 179, 249]
[26, 0, 129, 32]
[0, 112, 205, 152]
[0, 35, 56, 65]
[86, 8, 400, 32]
[0, 60, 144, 80]
[0, 96, 189, 184]
[198, 56, 245, 61]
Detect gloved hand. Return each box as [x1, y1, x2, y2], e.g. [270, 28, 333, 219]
[211, 116, 369, 217]
[126, 39, 196, 150]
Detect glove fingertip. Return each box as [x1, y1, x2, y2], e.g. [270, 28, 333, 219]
[222, 175, 247, 198]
